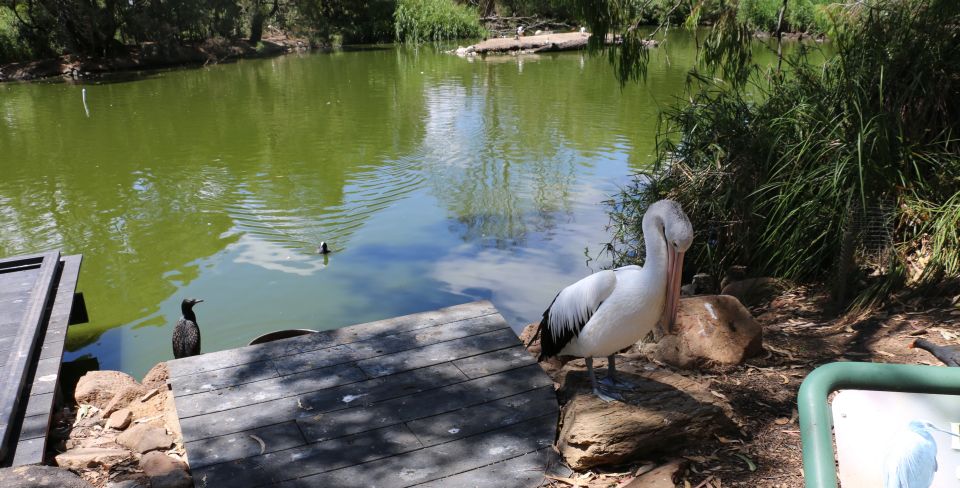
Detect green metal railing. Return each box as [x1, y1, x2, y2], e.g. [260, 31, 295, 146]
[797, 362, 960, 487]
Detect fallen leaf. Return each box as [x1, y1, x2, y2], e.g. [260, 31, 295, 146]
[249, 434, 266, 455]
[693, 476, 716, 488]
[710, 390, 728, 401]
[774, 418, 790, 425]
[734, 453, 757, 472]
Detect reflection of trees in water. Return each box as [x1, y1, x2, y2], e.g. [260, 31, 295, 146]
[0, 50, 427, 350]
[422, 58, 587, 249]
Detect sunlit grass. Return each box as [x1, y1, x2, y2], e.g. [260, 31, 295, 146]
[394, 0, 486, 43]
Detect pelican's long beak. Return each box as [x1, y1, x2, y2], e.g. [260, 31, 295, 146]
[930, 425, 960, 438]
[662, 249, 685, 334]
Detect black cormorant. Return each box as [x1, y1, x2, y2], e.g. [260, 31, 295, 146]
[173, 298, 203, 359]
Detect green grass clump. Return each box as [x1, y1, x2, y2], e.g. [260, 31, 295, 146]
[394, 0, 486, 42]
[736, 0, 834, 33]
[607, 0, 960, 306]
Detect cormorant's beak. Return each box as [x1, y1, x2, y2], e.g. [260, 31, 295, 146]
[195, 299, 204, 304]
[661, 248, 685, 334]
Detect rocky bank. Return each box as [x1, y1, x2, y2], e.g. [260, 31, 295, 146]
[53, 363, 189, 488]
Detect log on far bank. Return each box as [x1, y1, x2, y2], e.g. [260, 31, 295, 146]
[452, 32, 659, 56]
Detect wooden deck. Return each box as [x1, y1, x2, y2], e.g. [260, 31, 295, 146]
[167, 301, 564, 487]
[0, 251, 84, 465]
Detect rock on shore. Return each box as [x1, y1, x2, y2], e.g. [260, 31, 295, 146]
[55, 363, 191, 488]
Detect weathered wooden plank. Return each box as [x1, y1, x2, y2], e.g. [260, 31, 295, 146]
[414, 447, 558, 488]
[175, 327, 518, 420]
[0, 251, 59, 462]
[452, 345, 539, 379]
[9, 437, 43, 467]
[171, 360, 281, 397]
[7, 255, 83, 466]
[275, 415, 555, 488]
[404, 386, 557, 446]
[168, 301, 497, 378]
[23, 393, 52, 418]
[273, 313, 509, 376]
[37, 339, 65, 361]
[319, 300, 497, 345]
[190, 424, 423, 487]
[16, 414, 48, 441]
[185, 422, 306, 470]
[42, 255, 82, 342]
[175, 362, 368, 419]
[296, 364, 554, 443]
[356, 328, 521, 378]
[167, 335, 342, 379]
[27, 357, 60, 396]
[178, 363, 468, 441]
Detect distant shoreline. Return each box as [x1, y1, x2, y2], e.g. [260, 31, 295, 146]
[0, 35, 311, 83]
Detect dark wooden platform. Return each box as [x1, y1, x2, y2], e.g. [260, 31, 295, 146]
[167, 301, 563, 487]
[0, 251, 84, 466]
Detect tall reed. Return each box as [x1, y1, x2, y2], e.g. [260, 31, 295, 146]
[607, 0, 960, 306]
[394, 0, 486, 43]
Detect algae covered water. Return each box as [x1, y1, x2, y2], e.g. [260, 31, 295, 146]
[0, 35, 738, 377]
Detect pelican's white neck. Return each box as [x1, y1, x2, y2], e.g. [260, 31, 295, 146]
[641, 211, 669, 274]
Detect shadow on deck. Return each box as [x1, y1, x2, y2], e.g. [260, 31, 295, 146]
[167, 301, 566, 487]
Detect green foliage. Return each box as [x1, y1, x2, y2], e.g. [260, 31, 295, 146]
[291, 0, 395, 44]
[394, 0, 485, 42]
[0, 8, 31, 62]
[493, 0, 576, 18]
[737, 0, 831, 33]
[604, 0, 960, 305]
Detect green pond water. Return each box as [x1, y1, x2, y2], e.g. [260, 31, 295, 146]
[0, 33, 786, 378]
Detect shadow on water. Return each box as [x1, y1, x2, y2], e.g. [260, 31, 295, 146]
[339, 45, 396, 53]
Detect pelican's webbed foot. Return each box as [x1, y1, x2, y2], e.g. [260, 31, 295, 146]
[598, 375, 635, 390]
[592, 385, 624, 402]
[598, 355, 635, 390]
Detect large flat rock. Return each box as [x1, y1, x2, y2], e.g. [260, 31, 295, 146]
[555, 358, 735, 470]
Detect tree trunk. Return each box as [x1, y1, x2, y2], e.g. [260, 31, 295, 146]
[249, 0, 279, 44]
[249, 12, 265, 44]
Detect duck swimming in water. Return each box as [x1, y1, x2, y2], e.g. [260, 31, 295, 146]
[173, 298, 203, 359]
[317, 242, 331, 254]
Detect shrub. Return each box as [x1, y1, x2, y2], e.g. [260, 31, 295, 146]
[394, 0, 486, 42]
[606, 0, 960, 306]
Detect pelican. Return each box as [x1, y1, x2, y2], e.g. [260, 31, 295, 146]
[173, 298, 203, 359]
[882, 420, 959, 488]
[534, 200, 692, 401]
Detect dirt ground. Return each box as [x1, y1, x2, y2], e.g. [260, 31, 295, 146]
[540, 286, 960, 488]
